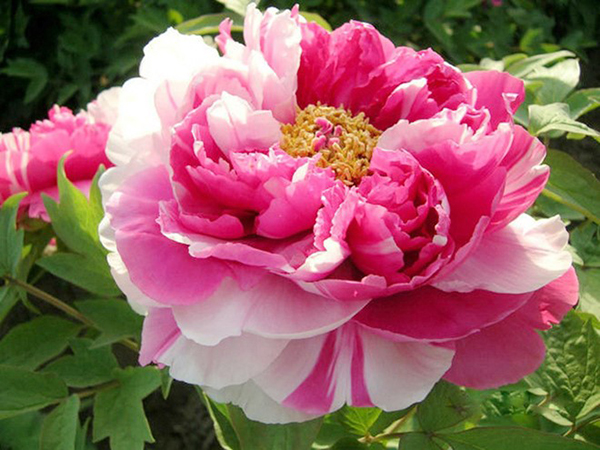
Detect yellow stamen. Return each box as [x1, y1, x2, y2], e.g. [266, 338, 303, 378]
[280, 103, 381, 186]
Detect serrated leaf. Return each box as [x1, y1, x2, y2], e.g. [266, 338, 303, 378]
[417, 381, 479, 432]
[93, 366, 161, 450]
[42, 160, 107, 260]
[440, 426, 600, 449]
[176, 12, 243, 35]
[0, 412, 43, 450]
[0, 193, 26, 277]
[536, 312, 600, 420]
[0, 366, 68, 419]
[0, 316, 81, 370]
[334, 405, 381, 437]
[543, 150, 600, 225]
[570, 222, 600, 267]
[506, 50, 575, 78]
[529, 103, 600, 138]
[42, 338, 119, 388]
[566, 88, 600, 120]
[226, 404, 322, 450]
[75, 299, 142, 347]
[528, 59, 580, 104]
[38, 253, 121, 297]
[576, 267, 600, 323]
[399, 433, 444, 450]
[40, 395, 80, 450]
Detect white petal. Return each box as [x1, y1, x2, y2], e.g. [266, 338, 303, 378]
[434, 214, 572, 294]
[159, 333, 288, 389]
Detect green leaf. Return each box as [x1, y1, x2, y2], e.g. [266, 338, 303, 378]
[570, 222, 600, 267]
[75, 299, 142, 347]
[42, 338, 119, 388]
[529, 103, 600, 138]
[440, 426, 600, 449]
[534, 195, 585, 222]
[417, 381, 478, 432]
[0, 58, 48, 103]
[506, 50, 575, 78]
[576, 267, 600, 321]
[42, 162, 117, 295]
[226, 404, 322, 450]
[331, 437, 368, 449]
[536, 312, 600, 420]
[399, 433, 444, 450]
[93, 366, 161, 450]
[200, 391, 241, 450]
[334, 405, 381, 437]
[542, 150, 600, 225]
[0, 412, 43, 450]
[565, 88, 600, 120]
[38, 253, 120, 297]
[528, 59, 580, 104]
[0, 193, 27, 277]
[216, 0, 254, 16]
[40, 395, 80, 450]
[177, 12, 243, 35]
[299, 12, 332, 31]
[0, 316, 81, 370]
[0, 366, 68, 419]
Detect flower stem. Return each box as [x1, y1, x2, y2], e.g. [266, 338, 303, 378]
[541, 188, 600, 225]
[2, 274, 139, 352]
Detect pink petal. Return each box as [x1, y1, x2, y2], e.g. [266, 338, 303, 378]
[354, 287, 530, 341]
[206, 92, 281, 155]
[139, 307, 180, 366]
[466, 70, 525, 129]
[253, 323, 453, 415]
[171, 275, 369, 345]
[434, 214, 571, 294]
[443, 314, 546, 389]
[490, 126, 549, 230]
[107, 166, 228, 305]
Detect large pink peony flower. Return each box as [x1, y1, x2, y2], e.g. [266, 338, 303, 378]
[0, 88, 119, 220]
[100, 6, 578, 423]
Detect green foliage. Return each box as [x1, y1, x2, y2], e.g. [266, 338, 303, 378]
[0, 315, 81, 370]
[416, 381, 479, 432]
[40, 160, 120, 297]
[43, 338, 119, 388]
[0, 193, 26, 278]
[74, 299, 143, 347]
[40, 395, 81, 450]
[0, 412, 43, 450]
[92, 366, 162, 450]
[0, 366, 68, 419]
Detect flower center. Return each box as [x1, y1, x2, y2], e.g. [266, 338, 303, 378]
[280, 104, 381, 186]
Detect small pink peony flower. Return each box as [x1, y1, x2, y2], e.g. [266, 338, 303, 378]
[100, 6, 578, 423]
[0, 88, 120, 220]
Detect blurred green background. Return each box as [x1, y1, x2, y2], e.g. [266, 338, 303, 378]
[1, 0, 599, 131]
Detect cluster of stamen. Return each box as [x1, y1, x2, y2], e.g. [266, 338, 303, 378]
[280, 104, 381, 185]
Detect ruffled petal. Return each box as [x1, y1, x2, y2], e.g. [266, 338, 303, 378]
[434, 214, 571, 294]
[171, 275, 368, 345]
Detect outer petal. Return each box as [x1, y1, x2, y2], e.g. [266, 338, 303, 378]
[434, 214, 572, 294]
[443, 314, 545, 389]
[171, 275, 369, 345]
[252, 323, 453, 416]
[204, 381, 318, 424]
[354, 287, 530, 341]
[106, 165, 228, 305]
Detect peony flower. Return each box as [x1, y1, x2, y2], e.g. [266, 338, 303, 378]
[100, 6, 578, 423]
[0, 88, 120, 220]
